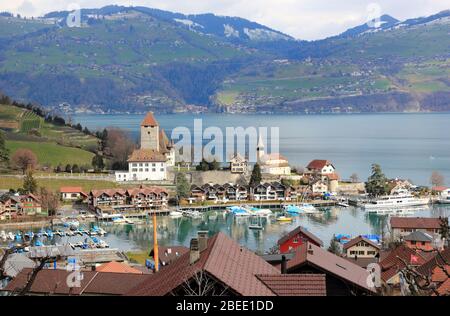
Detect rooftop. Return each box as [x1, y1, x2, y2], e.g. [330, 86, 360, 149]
[96, 261, 143, 274]
[343, 235, 381, 251]
[306, 160, 333, 170]
[403, 231, 434, 242]
[390, 217, 442, 229]
[256, 274, 326, 296]
[128, 149, 167, 162]
[140, 112, 159, 127]
[277, 226, 324, 247]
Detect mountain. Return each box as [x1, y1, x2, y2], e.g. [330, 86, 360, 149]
[335, 14, 399, 38]
[0, 6, 448, 114]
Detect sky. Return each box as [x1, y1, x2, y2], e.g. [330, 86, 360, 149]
[2, 0, 450, 40]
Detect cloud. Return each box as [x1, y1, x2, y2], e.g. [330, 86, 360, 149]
[3, 0, 450, 40]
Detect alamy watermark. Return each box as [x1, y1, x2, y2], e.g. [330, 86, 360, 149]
[171, 119, 279, 164]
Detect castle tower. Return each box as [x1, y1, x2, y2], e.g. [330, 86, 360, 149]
[257, 134, 265, 163]
[140, 112, 159, 151]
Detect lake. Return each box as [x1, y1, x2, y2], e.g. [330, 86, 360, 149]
[3, 205, 450, 253]
[73, 112, 450, 186]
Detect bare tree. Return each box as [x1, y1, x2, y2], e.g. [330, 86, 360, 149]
[39, 187, 60, 216]
[178, 270, 229, 296]
[430, 171, 445, 187]
[350, 173, 359, 183]
[11, 149, 38, 174]
[105, 128, 136, 167]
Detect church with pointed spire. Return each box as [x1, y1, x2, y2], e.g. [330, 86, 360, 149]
[256, 134, 291, 176]
[115, 112, 175, 182]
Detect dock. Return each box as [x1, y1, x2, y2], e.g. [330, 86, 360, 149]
[178, 200, 337, 213]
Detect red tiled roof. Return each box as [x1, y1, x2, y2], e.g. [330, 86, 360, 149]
[128, 149, 167, 162]
[287, 242, 376, 293]
[306, 160, 332, 170]
[435, 278, 450, 296]
[326, 173, 340, 181]
[127, 186, 168, 197]
[390, 217, 442, 229]
[3, 269, 150, 295]
[343, 236, 381, 251]
[141, 112, 159, 127]
[277, 226, 323, 247]
[60, 186, 83, 193]
[128, 232, 279, 296]
[432, 186, 448, 192]
[256, 274, 326, 296]
[379, 245, 427, 282]
[417, 248, 450, 278]
[90, 189, 127, 198]
[96, 261, 143, 274]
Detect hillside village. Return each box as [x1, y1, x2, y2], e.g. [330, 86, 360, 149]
[0, 108, 448, 296]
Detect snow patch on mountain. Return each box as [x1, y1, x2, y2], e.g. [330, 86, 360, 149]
[243, 28, 290, 41]
[224, 24, 240, 38]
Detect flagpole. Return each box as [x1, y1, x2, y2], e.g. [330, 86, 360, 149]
[153, 210, 159, 272]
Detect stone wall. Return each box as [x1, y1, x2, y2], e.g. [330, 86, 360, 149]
[337, 182, 366, 194]
[174, 170, 249, 185]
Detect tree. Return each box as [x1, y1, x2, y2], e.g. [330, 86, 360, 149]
[350, 173, 359, 183]
[196, 159, 210, 171]
[179, 270, 229, 296]
[72, 164, 80, 173]
[104, 128, 135, 166]
[365, 164, 389, 197]
[176, 173, 190, 199]
[39, 187, 59, 216]
[249, 163, 262, 187]
[438, 216, 449, 241]
[328, 236, 341, 255]
[65, 164, 72, 173]
[430, 171, 445, 187]
[92, 154, 104, 171]
[0, 131, 9, 165]
[22, 168, 38, 194]
[208, 159, 221, 171]
[11, 149, 38, 174]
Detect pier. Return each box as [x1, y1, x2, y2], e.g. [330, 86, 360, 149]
[178, 200, 337, 213]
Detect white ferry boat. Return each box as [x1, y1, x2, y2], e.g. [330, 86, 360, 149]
[363, 191, 430, 211]
[438, 195, 450, 204]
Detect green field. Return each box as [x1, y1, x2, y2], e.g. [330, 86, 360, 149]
[0, 176, 119, 192]
[6, 140, 95, 167]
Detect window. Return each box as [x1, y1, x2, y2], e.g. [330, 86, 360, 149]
[152, 168, 156, 172]
[421, 242, 426, 246]
[152, 163, 156, 167]
[293, 237, 299, 243]
[160, 168, 164, 172]
[350, 251, 356, 255]
[358, 251, 365, 255]
[367, 251, 376, 255]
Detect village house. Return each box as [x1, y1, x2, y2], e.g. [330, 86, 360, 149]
[277, 226, 323, 254]
[250, 182, 295, 201]
[342, 236, 380, 268]
[60, 186, 88, 202]
[188, 183, 249, 204]
[306, 160, 335, 175]
[416, 248, 450, 296]
[0, 194, 43, 219]
[126, 232, 327, 296]
[432, 186, 450, 197]
[115, 112, 175, 182]
[257, 135, 291, 176]
[88, 186, 169, 214]
[390, 217, 444, 240]
[403, 231, 435, 252]
[389, 179, 414, 195]
[286, 242, 377, 296]
[229, 153, 248, 174]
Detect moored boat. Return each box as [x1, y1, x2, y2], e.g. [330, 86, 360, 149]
[364, 192, 430, 211]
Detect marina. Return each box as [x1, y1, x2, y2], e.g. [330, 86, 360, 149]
[2, 204, 449, 254]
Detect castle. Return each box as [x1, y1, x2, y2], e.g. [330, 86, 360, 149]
[115, 112, 175, 182]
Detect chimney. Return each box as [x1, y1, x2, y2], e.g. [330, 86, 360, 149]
[198, 231, 208, 252]
[190, 238, 200, 265]
[281, 255, 287, 274]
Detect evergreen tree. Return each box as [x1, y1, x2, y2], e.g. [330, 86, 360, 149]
[208, 159, 221, 171]
[365, 164, 389, 197]
[92, 154, 104, 171]
[65, 164, 72, 173]
[249, 163, 262, 187]
[0, 131, 9, 164]
[72, 164, 80, 173]
[23, 168, 38, 194]
[328, 236, 341, 255]
[175, 172, 190, 199]
[438, 217, 449, 241]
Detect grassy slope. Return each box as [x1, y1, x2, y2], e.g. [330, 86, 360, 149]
[5, 140, 94, 166]
[0, 103, 98, 167]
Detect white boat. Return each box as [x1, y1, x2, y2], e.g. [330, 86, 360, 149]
[111, 216, 127, 224]
[438, 196, 450, 204]
[0, 230, 6, 241]
[364, 192, 430, 211]
[182, 210, 203, 219]
[297, 203, 319, 214]
[249, 207, 273, 217]
[337, 202, 350, 207]
[7, 232, 15, 240]
[169, 211, 183, 218]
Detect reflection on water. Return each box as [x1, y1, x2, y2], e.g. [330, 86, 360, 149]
[2, 205, 449, 253]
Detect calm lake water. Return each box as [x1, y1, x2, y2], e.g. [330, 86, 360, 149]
[3, 206, 450, 253]
[73, 113, 450, 186]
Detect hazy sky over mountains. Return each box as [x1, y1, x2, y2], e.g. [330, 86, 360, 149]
[2, 0, 450, 40]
